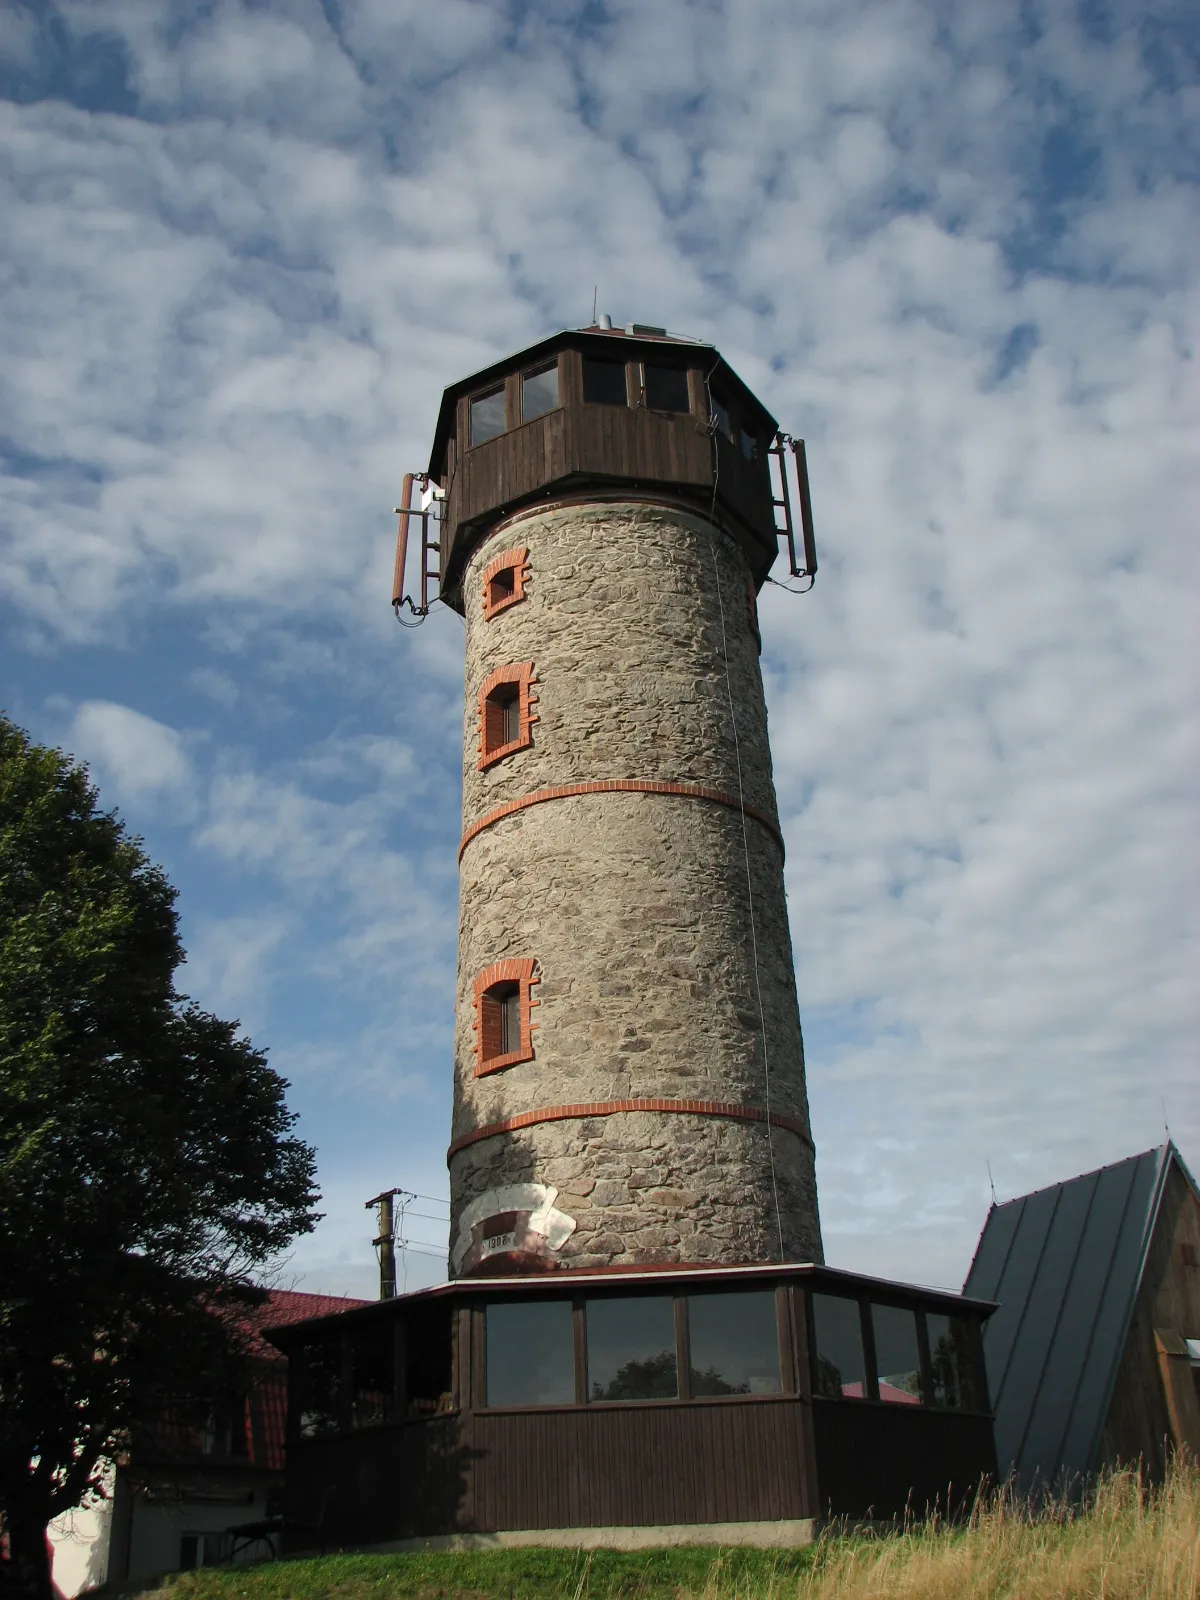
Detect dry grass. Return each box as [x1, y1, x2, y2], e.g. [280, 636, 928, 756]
[130, 1460, 1200, 1600]
[766, 1459, 1200, 1600]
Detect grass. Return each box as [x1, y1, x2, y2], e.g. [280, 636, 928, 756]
[128, 1459, 1200, 1600]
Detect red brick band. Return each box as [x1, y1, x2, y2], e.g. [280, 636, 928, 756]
[459, 780, 784, 862]
[447, 1097, 813, 1162]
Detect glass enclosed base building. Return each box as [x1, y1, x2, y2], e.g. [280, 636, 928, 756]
[269, 1262, 997, 1548]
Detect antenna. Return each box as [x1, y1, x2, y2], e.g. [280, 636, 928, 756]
[1162, 1097, 1172, 1144]
[987, 1161, 998, 1207]
[391, 474, 444, 626]
[591, 285, 598, 324]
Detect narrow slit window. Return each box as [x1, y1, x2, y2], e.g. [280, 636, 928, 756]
[481, 981, 520, 1064]
[644, 365, 691, 413]
[474, 959, 538, 1075]
[485, 683, 520, 751]
[478, 663, 536, 768]
[521, 363, 559, 422]
[470, 386, 507, 446]
[582, 358, 628, 406]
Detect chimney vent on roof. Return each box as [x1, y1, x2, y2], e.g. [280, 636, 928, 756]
[597, 313, 612, 330]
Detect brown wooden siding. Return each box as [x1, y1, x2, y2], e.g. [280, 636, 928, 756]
[282, 1417, 471, 1549]
[1099, 1165, 1200, 1476]
[440, 363, 779, 605]
[464, 1398, 811, 1530]
[811, 1400, 998, 1518]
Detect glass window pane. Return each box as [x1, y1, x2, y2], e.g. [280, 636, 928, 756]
[296, 1336, 341, 1437]
[486, 1300, 575, 1407]
[645, 365, 690, 413]
[582, 358, 628, 406]
[688, 1292, 780, 1396]
[587, 1296, 677, 1401]
[927, 1312, 980, 1409]
[470, 387, 507, 445]
[711, 398, 732, 438]
[873, 1304, 923, 1405]
[811, 1294, 866, 1399]
[350, 1323, 394, 1429]
[740, 428, 758, 460]
[521, 363, 559, 421]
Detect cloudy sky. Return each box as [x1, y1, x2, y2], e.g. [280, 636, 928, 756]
[2, 0, 1196, 1299]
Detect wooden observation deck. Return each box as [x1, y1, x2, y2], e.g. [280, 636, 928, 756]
[416, 323, 812, 615]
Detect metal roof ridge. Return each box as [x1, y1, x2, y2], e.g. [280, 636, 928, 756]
[985, 1144, 1169, 1211]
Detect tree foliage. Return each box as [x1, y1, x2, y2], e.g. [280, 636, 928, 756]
[0, 715, 320, 1596]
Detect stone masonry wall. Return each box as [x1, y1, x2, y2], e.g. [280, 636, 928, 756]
[450, 501, 822, 1272]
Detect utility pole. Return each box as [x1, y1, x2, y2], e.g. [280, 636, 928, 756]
[365, 1188, 412, 1300]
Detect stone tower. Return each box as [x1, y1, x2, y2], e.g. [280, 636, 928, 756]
[399, 323, 822, 1277]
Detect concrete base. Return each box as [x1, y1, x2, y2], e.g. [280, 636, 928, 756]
[358, 1519, 818, 1553]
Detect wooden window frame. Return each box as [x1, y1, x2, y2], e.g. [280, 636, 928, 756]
[468, 383, 508, 449]
[478, 661, 537, 769]
[473, 957, 539, 1076]
[481, 545, 531, 621]
[519, 359, 563, 425]
[641, 362, 694, 416]
[581, 354, 631, 407]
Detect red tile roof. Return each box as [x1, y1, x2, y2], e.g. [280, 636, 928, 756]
[250, 1288, 372, 1358]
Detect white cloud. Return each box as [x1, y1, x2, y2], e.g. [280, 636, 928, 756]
[69, 700, 193, 799]
[3, 0, 1197, 1296]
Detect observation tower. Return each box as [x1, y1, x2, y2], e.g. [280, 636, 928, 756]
[394, 320, 822, 1277]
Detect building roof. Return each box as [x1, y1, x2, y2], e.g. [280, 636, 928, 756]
[426, 323, 779, 484]
[263, 1258, 997, 1346]
[963, 1142, 1198, 1491]
[253, 1287, 371, 1356]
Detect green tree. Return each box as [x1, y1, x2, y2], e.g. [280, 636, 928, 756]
[0, 716, 320, 1599]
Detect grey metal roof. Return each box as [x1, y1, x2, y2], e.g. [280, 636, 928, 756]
[963, 1143, 1190, 1491]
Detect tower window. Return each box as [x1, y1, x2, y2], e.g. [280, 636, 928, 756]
[488, 684, 520, 748]
[711, 398, 733, 439]
[740, 427, 758, 461]
[521, 363, 560, 422]
[474, 958, 539, 1075]
[582, 358, 628, 406]
[481, 545, 530, 620]
[470, 386, 507, 446]
[478, 662, 537, 769]
[644, 365, 691, 413]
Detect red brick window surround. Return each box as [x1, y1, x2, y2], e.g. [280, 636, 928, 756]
[474, 958, 539, 1076]
[479, 662, 537, 770]
[482, 545, 530, 621]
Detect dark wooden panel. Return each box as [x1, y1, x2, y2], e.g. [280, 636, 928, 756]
[284, 1414, 474, 1550]
[811, 1400, 997, 1519]
[468, 1398, 811, 1531]
[439, 388, 779, 609]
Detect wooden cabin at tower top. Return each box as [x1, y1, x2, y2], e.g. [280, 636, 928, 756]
[267, 1261, 997, 1550]
[426, 324, 785, 612]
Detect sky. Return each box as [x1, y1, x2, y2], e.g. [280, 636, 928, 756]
[2, 0, 1197, 1300]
